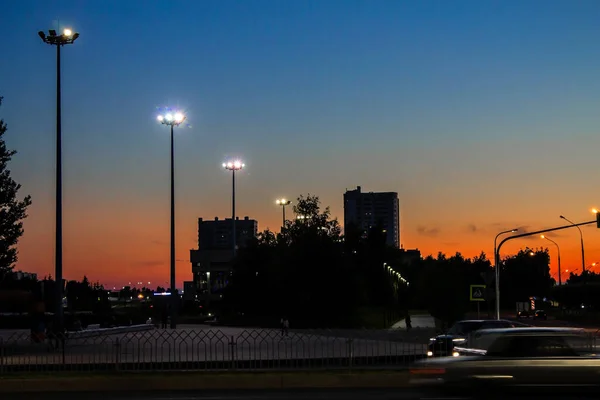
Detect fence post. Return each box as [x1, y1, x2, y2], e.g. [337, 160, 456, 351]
[229, 335, 236, 370]
[115, 337, 121, 371]
[61, 334, 66, 367]
[0, 338, 4, 374]
[347, 338, 354, 370]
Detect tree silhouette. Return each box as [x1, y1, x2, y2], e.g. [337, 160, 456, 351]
[223, 195, 562, 328]
[500, 248, 554, 306]
[225, 194, 360, 327]
[0, 97, 32, 277]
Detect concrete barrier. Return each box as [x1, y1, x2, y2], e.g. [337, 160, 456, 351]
[0, 370, 410, 393]
[68, 324, 154, 339]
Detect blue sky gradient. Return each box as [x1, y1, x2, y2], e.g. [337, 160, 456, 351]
[1, 0, 599, 286]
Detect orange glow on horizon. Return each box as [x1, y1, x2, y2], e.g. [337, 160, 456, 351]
[15, 200, 599, 288]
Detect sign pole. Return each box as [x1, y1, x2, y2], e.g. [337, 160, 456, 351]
[470, 284, 486, 319]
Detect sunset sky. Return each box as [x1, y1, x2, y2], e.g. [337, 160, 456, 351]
[1, 0, 599, 288]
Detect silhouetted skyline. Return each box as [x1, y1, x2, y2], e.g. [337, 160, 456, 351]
[1, 0, 599, 286]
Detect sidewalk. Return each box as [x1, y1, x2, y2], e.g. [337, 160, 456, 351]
[389, 314, 435, 330]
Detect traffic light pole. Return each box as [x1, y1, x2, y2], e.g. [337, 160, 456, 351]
[494, 218, 598, 320]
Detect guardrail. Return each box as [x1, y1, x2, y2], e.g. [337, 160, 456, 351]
[0, 327, 432, 373]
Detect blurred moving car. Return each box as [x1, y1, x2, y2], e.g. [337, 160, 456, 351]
[412, 327, 597, 396]
[517, 309, 548, 320]
[427, 319, 526, 357]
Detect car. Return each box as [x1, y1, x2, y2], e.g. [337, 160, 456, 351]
[517, 309, 547, 320]
[453, 326, 583, 356]
[427, 319, 526, 357]
[534, 309, 548, 320]
[412, 327, 597, 397]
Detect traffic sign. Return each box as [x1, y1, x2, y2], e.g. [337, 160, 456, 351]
[470, 284, 486, 302]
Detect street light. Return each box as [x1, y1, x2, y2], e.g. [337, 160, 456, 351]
[38, 27, 80, 331]
[563, 268, 579, 281]
[223, 160, 245, 257]
[541, 235, 562, 285]
[275, 199, 291, 228]
[157, 109, 186, 329]
[494, 228, 518, 320]
[560, 215, 586, 273]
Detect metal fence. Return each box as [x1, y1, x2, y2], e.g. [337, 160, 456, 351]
[0, 327, 434, 373]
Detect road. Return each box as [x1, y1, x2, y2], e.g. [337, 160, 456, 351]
[0, 389, 440, 400]
[6, 389, 600, 400]
[0, 325, 428, 369]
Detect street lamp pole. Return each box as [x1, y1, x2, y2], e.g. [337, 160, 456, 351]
[541, 235, 561, 286]
[496, 218, 597, 298]
[276, 199, 291, 228]
[157, 111, 186, 329]
[223, 161, 244, 257]
[493, 228, 518, 320]
[560, 215, 586, 273]
[38, 27, 79, 331]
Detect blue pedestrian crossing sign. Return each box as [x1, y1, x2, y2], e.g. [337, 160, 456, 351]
[470, 284, 486, 302]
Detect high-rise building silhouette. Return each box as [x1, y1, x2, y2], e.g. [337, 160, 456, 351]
[344, 186, 400, 248]
[189, 216, 258, 303]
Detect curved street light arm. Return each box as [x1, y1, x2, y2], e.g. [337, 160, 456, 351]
[495, 219, 596, 319]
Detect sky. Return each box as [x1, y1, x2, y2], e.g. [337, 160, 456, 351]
[1, 0, 600, 288]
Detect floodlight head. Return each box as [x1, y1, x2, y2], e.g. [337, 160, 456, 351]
[63, 29, 72, 36]
[157, 110, 185, 126]
[49, 29, 57, 36]
[223, 160, 245, 171]
[38, 31, 46, 40]
[174, 112, 185, 123]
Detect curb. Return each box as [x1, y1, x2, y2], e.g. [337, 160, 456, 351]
[0, 370, 410, 393]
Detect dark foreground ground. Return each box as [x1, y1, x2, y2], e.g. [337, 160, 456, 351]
[6, 389, 600, 400]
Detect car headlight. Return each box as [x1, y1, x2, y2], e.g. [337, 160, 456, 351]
[427, 351, 433, 357]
